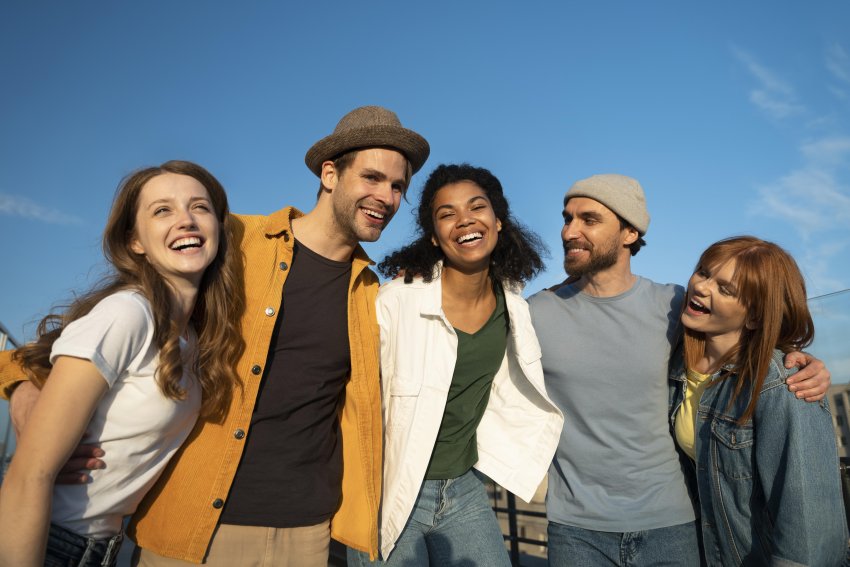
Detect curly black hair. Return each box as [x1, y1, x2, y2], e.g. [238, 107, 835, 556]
[378, 163, 547, 287]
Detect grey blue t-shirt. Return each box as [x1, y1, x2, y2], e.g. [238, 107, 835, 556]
[528, 276, 695, 531]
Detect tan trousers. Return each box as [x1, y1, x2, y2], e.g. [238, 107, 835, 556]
[131, 521, 330, 567]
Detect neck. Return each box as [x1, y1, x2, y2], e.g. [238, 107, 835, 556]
[697, 335, 738, 374]
[574, 262, 636, 298]
[165, 280, 200, 335]
[441, 264, 492, 303]
[291, 204, 356, 262]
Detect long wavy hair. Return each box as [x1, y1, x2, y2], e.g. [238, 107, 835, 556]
[379, 163, 546, 287]
[683, 236, 814, 424]
[14, 160, 244, 420]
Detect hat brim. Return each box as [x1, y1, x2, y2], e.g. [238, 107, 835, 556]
[305, 125, 430, 177]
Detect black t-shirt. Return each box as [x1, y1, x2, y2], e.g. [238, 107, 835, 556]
[220, 240, 351, 527]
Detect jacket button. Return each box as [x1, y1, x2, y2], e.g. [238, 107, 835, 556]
[279, 261, 288, 271]
[265, 307, 275, 316]
[212, 498, 224, 509]
[251, 365, 262, 375]
[234, 429, 245, 440]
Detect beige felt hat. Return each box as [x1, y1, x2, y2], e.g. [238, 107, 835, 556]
[565, 173, 650, 235]
[304, 106, 430, 177]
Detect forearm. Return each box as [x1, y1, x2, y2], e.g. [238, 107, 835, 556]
[0, 468, 53, 567]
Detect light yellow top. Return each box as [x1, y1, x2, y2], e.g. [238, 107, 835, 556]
[674, 368, 712, 461]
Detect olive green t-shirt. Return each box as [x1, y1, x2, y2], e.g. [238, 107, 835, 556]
[425, 285, 508, 480]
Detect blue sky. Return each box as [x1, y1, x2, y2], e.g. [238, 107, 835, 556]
[2, 2, 850, 374]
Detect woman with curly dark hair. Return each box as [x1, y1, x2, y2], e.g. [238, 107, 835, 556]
[0, 161, 243, 567]
[348, 164, 563, 566]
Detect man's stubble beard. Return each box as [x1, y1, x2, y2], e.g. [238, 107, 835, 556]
[562, 239, 620, 278]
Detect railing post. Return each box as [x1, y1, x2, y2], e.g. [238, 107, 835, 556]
[506, 492, 520, 566]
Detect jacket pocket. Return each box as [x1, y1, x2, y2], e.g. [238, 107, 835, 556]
[385, 375, 422, 437]
[710, 418, 754, 480]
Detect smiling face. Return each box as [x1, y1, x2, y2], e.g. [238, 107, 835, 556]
[324, 148, 408, 245]
[130, 172, 220, 291]
[682, 258, 749, 353]
[561, 197, 636, 277]
[431, 181, 502, 273]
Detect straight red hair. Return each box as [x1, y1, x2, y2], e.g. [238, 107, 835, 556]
[683, 236, 814, 423]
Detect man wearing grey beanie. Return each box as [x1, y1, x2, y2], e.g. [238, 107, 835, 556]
[527, 174, 830, 566]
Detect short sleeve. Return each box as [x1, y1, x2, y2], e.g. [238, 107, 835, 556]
[50, 291, 155, 387]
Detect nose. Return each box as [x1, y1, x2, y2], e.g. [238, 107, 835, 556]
[692, 277, 709, 295]
[456, 209, 475, 228]
[562, 219, 578, 241]
[373, 181, 395, 208]
[176, 206, 199, 230]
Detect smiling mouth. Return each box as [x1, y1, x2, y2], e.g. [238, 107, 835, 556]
[170, 237, 203, 251]
[361, 207, 386, 222]
[564, 242, 590, 253]
[688, 298, 711, 314]
[456, 232, 483, 245]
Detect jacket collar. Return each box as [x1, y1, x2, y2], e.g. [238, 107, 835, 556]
[264, 206, 375, 271]
[419, 263, 446, 317]
[417, 260, 524, 320]
[264, 206, 300, 239]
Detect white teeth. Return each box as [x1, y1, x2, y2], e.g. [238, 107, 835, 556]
[171, 237, 201, 250]
[362, 209, 385, 219]
[690, 298, 709, 312]
[457, 232, 483, 244]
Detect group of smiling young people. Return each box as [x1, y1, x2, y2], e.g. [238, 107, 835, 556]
[0, 105, 846, 567]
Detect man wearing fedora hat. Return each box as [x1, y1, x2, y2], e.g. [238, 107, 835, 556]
[1, 106, 429, 566]
[528, 174, 830, 566]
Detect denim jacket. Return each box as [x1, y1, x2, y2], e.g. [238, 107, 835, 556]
[668, 348, 848, 566]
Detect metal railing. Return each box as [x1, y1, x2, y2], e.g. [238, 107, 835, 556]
[494, 491, 547, 566]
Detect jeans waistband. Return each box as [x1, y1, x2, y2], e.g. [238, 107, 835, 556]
[47, 523, 124, 567]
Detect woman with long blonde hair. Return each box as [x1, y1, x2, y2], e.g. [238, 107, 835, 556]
[669, 236, 847, 566]
[0, 161, 243, 567]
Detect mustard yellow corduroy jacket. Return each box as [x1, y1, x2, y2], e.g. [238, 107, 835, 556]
[0, 206, 384, 562]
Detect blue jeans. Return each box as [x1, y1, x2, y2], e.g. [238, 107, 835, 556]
[347, 469, 511, 566]
[44, 522, 124, 567]
[547, 520, 700, 567]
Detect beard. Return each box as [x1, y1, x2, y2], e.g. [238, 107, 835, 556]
[332, 195, 392, 245]
[562, 238, 619, 277]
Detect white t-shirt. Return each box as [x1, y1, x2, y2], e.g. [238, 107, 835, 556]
[48, 290, 201, 538]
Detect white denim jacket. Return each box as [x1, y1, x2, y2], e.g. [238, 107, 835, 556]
[377, 268, 564, 559]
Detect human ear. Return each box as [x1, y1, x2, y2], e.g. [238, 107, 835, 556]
[431, 235, 439, 247]
[320, 161, 338, 192]
[130, 237, 145, 255]
[496, 219, 502, 232]
[622, 226, 639, 245]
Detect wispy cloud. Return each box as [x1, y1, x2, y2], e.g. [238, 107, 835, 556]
[800, 136, 850, 166]
[826, 43, 850, 85]
[731, 46, 805, 119]
[752, 141, 850, 294]
[740, 41, 850, 295]
[0, 193, 84, 225]
[826, 43, 850, 101]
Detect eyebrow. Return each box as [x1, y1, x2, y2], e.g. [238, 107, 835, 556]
[360, 168, 387, 180]
[361, 167, 407, 189]
[145, 196, 211, 210]
[434, 195, 489, 213]
[563, 210, 604, 220]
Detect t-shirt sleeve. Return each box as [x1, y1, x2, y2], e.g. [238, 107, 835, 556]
[50, 292, 154, 387]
